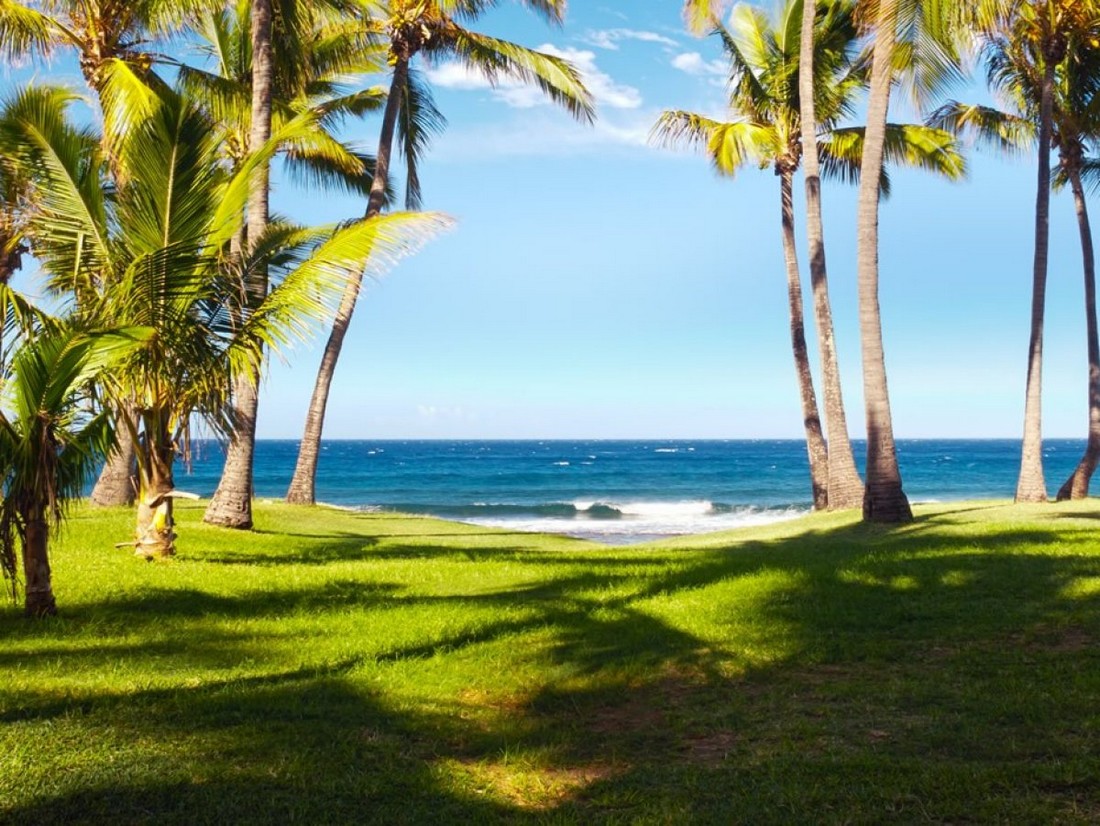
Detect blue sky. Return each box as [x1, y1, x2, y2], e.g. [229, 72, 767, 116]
[4, 1, 1093, 440]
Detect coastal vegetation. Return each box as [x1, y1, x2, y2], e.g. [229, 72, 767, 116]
[0, 0, 1094, 583]
[2, 2, 1100, 817]
[3, 501, 1100, 819]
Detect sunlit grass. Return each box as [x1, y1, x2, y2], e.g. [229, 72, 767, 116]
[2, 499, 1100, 822]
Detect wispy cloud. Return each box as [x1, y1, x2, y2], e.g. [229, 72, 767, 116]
[671, 52, 727, 77]
[426, 44, 643, 111]
[582, 28, 679, 51]
[432, 109, 665, 161]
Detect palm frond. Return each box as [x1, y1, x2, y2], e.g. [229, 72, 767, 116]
[0, 85, 112, 293]
[398, 68, 446, 210]
[232, 211, 455, 370]
[927, 100, 1034, 154]
[439, 26, 595, 123]
[0, 0, 67, 60]
[652, 111, 774, 176]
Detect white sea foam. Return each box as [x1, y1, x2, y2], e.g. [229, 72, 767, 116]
[464, 501, 808, 545]
[654, 448, 680, 454]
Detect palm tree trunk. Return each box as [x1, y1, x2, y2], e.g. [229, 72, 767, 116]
[22, 512, 55, 617]
[855, 0, 911, 524]
[286, 56, 408, 505]
[1015, 60, 1055, 504]
[798, 0, 863, 511]
[204, 0, 275, 529]
[1057, 162, 1098, 500]
[135, 424, 177, 559]
[780, 167, 828, 509]
[90, 403, 136, 507]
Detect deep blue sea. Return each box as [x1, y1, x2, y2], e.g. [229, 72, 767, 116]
[175, 439, 1086, 543]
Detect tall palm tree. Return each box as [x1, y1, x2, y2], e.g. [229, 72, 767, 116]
[798, 0, 863, 510]
[655, 0, 963, 511]
[0, 325, 147, 617]
[685, 0, 865, 511]
[4, 76, 450, 557]
[932, 20, 1100, 500]
[854, 0, 964, 522]
[997, 0, 1100, 503]
[1054, 51, 1100, 499]
[285, 0, 595, 505]
[183, 1, 387, 528]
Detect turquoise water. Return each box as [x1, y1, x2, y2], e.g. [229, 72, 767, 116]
[176, 439, 1085, 543]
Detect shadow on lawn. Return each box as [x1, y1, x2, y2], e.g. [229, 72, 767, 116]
[5, 510, 1100, 822]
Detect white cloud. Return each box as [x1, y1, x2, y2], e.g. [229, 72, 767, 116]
[582, 28, 679, 51]
[432, 109, 664, 161]
[671, 52, 727, 77]
[426, 44, 643, 111]
[539, 44, 643, 110]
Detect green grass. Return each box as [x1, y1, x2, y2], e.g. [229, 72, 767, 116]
[2, 499, 1100, 823]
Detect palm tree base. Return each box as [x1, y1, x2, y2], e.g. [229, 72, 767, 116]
[1056, 446, 1099, 501]
[862, 481, 913, 523]
[285, 484, 315, 506]
[1014, 480, 1048, 504]
[826, 470, 864, 511]
[202, 500, 254, 529]
[24, 590, 57, 618]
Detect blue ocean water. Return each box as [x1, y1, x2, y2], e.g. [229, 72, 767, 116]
[175, 439, 1086, 543]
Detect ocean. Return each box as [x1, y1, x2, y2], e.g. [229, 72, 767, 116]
[175, 439, 1087, 544]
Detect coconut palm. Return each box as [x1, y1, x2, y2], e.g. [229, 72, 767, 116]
[1053, 48, 1100, 499]
[0, 0, 208, 508]
[798, 0, 863, 510]
[3, 75, 450, 557]
[179, 2, 388, 528]
[0, 325, 147, 617]
[852, 0, 966, 522]
[684, 0, 865, 510]
[654, 0, 964, 510]
[931, 20, 1100, 500]
[985, 0, 1100, 503]
[285, 0, 595, 505]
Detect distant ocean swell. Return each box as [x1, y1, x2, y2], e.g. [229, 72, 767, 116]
[182, 439, 1083, 544]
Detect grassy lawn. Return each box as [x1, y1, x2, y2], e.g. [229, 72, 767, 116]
[2, 499, 1100, 823]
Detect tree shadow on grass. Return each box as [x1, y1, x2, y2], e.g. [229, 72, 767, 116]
[5, 509, 1100, 822]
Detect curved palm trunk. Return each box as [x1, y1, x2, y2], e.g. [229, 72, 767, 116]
[90, 403, 136, 507]
[799, 0, 863, 511]
[286, 57, 409, 505]
[1015, 61, 1055, 504]
[22, 511, 55, 617]
[204, 0, 275, 529]
[1057, 163, 1098, 500]
[780, 167, 829, 509]
[856, 0, 911, 524]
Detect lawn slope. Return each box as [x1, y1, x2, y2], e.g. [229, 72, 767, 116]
[2, 500, 1099, 823]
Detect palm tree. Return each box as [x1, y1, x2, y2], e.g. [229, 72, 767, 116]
[931, 19, 1100, 500]
[1054, 49, 1100, 499]
[992, 0, 1100, 503]
[798, 0, 863, 510]
[285, 0, 595, 505]
[181, 2, 388, 528]
[0, 0, 201, 508]
[655, 0, 963, 511]
[0, 325, 147, 617]
[3, 76, 450, 557]
[853, 0, 964, 522]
